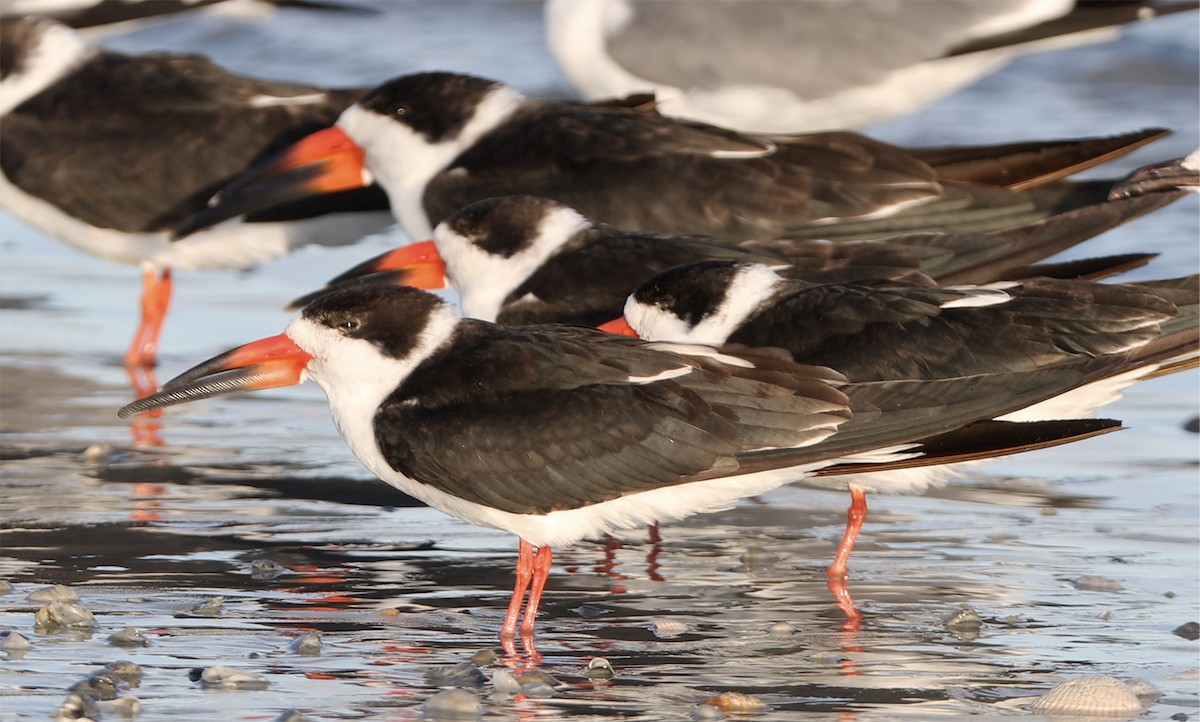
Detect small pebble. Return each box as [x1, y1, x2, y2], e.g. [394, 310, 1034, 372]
[765, 621, 797, 635]
[739, 546, 782, 571]
[189, 664, 269, 689]
[469, 649, 497, 666]
[1172, 622, 1199, 641]
[424, 661, 486, 688]
[83, 443, 114, 463]
[188, 596, 225, 617]
[1170, 713, 1189, 721]
[250, 559, 288, 580]
[108, 628, 150, 647]
[1030, 676, 1142, 717]
[271, 709, 306, 722]
[27, 584, 79, 603]
[378, 607, 399, 617]
[53, 692, 99, 721]
[422, 688, 481, 720]
[1165, 591, 1177, 599]
[0, 631, 32, 650]
[705, 691, 767, 715]
[105, 661, 143, 686]
[1098, 610, 1115, 621]
[287, 632, 322, 656]
[809, 651, 843, 667]
[35, 601, 96, 630]
[71, 670, 122, 701]
[944, 604, 983, 631]
[1040, 507, 1058, 516]
[1073, 575, 1125, 592]
[490, 668, 521, 695]
[105, 695, 142, 717]
[1124, 677, 1161, 704]
[693, 703, 725, 721]
[572, 604, 611, 619]
[584, 657, 614, 680]
[1183, 415, 1199, 433]
[0, 580, 12, 594]
[650, 618, 689, 638]
[515, 669, 558, 697]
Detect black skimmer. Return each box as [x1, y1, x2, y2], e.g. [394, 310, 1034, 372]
[0, 16, 392, 373]
[545, 0, 1198, 133]
[1110, 150, 1200, 198]
[120, 283, 1139, 643]
[173, 70, 1171, 246]
[293, 193, 1180, 327]
[605, 260, 1199, 580]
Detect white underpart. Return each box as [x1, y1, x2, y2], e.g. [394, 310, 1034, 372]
[623, 263, 784, 346]
[438, 205, 591, 321]
[0, 19, 91, 115]
[545, 0, 1117, 133]
[338, 86, 526, 241]
[0, 171, 392, 270]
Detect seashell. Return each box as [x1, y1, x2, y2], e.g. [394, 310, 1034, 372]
[0, 631, 32, 650]
[650, 618, 689, 638]
[469, 649, 498, 666]
[490, 668, 521, 695]
[421, 688, 481, 719]
[1072, 576, 1124, 592]
[108, 628, 150, 647]
[189, 664, 268, 689]
[27, 584, 79, 603]
[584, 656, 614, 679]
[705, 691, 767, 715]
[424, 661, 485, 688]
[287, 631, 322, 656]
[35, 601, 95, 630]
[1029, 676, 1142, 718]
[106, 695, 142, 717]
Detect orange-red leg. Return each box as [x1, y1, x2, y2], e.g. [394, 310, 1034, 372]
[501, 539, 536, 638]
[125, 266, 173, 367]
[520, 545, 553, 636]
[827, 487, 868, 579]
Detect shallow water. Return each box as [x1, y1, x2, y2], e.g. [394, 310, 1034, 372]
[1, 2, 1198, 720]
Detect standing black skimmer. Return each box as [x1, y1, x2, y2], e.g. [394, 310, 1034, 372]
[0, 16, 391, 375]
[121, 283, 1142, 644]
[605, 260, 1199, 581]
[293, 193, 1180, 327]
[1110, 150, 1200, 198]
[545, 0, 1198, 133]
[173, 70, 1171, 246]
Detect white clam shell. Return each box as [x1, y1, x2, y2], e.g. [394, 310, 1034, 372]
[1030, 676, 1143, 718]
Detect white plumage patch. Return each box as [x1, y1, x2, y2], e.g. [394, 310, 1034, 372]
[338, 84, 526, 240]
[0, 19, 90, 115]
[939, 282, 1017, 309]
[438, 204, 590, 321]
[624, 262, 783, 345]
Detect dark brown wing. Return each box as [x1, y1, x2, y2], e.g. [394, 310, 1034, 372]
[426, 103, 945, 241]
[728, 277, 1176, 380]
[373, 323, 850, 514]
[0, 49, 378, 232]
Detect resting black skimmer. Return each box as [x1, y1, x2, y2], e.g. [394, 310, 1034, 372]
[173, 70, 1170, 246]
[0, 16, 391, 371]
[122, 283, 1141, 643]
[545, 0, 1198, 133]
[293, 193, 1180, 327]
[605, 260, 1199, 578]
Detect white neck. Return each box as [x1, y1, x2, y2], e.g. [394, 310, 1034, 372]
[625, 264, 783, 345]
[1, 21, 92, 115]
[441, 206, 590, 321]
[338, 84, 526, 240]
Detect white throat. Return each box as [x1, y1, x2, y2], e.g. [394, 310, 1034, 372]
[337, 85, 526, 241]
[440, 206, 591, 321]
[1, 21, 92, 115]
[625, 264, 783, 345]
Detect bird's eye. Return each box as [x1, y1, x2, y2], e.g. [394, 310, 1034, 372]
[395, 106, 406, 117]
[339, 318, 360, 332]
